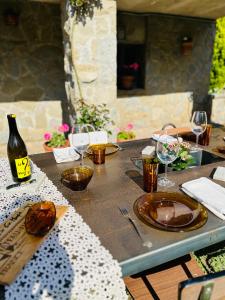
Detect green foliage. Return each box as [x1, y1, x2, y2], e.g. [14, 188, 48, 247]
[76, 99, 114, 135]
[69, 0, 102, 24]
[210, 17, 225, 93]
[47, 132, 67, 148]
[117, 131, 136, 140]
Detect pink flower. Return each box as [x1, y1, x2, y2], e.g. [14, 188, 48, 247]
[44, 132, 52, 141]
[129, 63, 139, 71]
[115, 127, 121, 133]
[58, 123, 70, 133]
[126, 123, 134, 131]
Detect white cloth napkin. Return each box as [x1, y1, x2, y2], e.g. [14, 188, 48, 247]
[151, 134, 182, 143]
[213, 167, 225, 182]
[53, 146, 80, 163]
[68, 131, 108, 147]
[182, 177, 225, 220]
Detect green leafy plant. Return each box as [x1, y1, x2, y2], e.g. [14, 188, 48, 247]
[76, 99, 114, 135]
[210, 17, 225, 93]
[117, 123, 136, 141]
[69, 0, 102, 23]
[44, 124, 70, 148]
[169, 142, 195, 171]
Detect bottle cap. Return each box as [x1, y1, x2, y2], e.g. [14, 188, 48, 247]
[8, 114, 16, 118]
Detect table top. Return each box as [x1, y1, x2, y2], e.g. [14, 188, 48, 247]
[31, 134, 225, 277]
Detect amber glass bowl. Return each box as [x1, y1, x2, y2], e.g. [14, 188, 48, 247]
[61, 165, 94, 191]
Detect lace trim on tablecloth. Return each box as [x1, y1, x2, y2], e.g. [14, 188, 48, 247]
[0, 158, 127, 300]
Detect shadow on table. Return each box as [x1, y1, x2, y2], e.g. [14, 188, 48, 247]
[0, 217, 75, 300]
[126, 170, 144, 191]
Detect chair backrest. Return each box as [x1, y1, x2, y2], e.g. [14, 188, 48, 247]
[178, 270, 225, 300]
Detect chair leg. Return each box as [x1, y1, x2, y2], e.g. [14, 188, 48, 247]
[126, 286, 135, 300]
[141, 275, 160, 300]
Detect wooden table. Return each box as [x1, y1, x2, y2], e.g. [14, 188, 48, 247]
[31, 131, 225, 278]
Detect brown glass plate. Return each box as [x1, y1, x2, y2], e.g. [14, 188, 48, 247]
[133, 192, 208, 232]
[86, 143, 119, 156]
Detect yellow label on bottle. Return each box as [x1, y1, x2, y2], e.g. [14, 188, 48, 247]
[15, 156, 31, 179]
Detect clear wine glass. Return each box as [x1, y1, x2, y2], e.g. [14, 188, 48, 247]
[191, 111, 207, 148]
[156, 135, 180, 187]
[71, 124, 90, 165]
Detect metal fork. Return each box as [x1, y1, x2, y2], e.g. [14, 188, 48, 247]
[118, 207, 153, 248]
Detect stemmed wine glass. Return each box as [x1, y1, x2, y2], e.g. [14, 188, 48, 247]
[156, 135, 180, 187]
[190, 111, 207, 148]
[71, 124, 91, 165]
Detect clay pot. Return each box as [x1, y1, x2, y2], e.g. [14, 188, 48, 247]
[4, 10, 19, 26]
[117, 138, 135, 143]
[181, 41, 193, 56]
[120, 75, 135, 90]
[43, 139, 70, 152]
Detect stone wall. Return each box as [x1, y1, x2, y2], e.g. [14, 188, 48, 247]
[211, 91, 225, 125]
[0, 1, 66, 102]
[0, 101, 62, 156]
[68, 4, 215, 139]
[71, 0, 117, 106]
[145, 15, 215, 106]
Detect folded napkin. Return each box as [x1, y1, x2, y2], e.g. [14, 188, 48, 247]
[142, 146, 155, 157]
[68, 131, 108, 147]
[182, 177, 225, 220]
[151, 134, 182, 143]
[53, 147, 80, 163]
[213, 167, 225, 182]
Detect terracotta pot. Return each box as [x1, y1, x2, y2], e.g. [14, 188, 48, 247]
[181, 41, 193, 56]
[4, 11, 19, 26]
[43, 139, 70, 152]
[120, 75, 135, 90]
[117, 138, 135, 143]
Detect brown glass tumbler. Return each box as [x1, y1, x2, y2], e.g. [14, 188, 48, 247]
[199, 124, 212, 146]
[92, 145, 106, 164]
[143, 159, 159, 193]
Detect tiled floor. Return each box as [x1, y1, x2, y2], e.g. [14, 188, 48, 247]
[124, 255, 204, 300]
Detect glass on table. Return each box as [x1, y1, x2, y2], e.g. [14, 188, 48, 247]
[91, 145, 106, 164]
[142, 158, 159, 193]
[191, 111, 207, 148]
[156, 135, 180, 187]
[71, 124, 94, 165]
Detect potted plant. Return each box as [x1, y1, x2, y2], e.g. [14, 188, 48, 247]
[4, 8, 20, 26]
[119, 63, 140, 90]
[116, 123, 136, 142]
[75, 99, 114, 135]
[181, 36, 193, 56]
[43, 123, 70, 152]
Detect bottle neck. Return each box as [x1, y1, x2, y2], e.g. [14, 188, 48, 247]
[7, 115, 19, 136]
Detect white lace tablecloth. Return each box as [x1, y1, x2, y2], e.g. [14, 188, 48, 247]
[0, 158, 127, 300]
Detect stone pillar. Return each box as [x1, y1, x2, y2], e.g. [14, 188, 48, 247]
[61, 0, 77, 125]
[61, 0, 117, 130]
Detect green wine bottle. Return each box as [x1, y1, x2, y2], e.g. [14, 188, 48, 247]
[7, 114, 31, 182]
